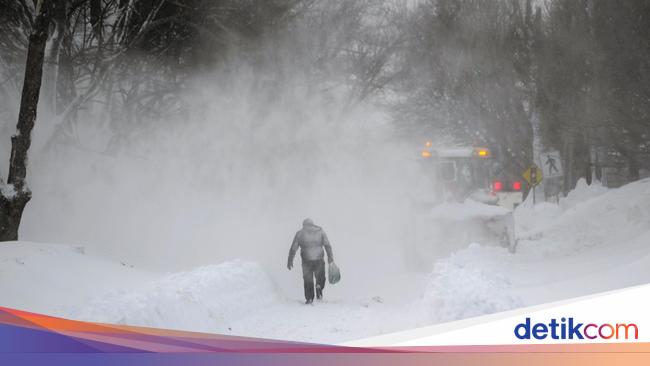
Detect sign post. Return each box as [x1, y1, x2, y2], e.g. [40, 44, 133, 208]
[523, 164, 543, 204]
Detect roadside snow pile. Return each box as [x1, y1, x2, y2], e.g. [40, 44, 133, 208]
[423, 243, 523, 322]
[74, 260, 279, 332]
[559, 178, 609, 211]
[0, 242, 154, 317]
[517, 178, 650, 257]
[515, 179, 609, 238]
[422, 178, 650, 322]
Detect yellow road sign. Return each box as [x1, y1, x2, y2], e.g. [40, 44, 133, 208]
[523, 164, 543, 186]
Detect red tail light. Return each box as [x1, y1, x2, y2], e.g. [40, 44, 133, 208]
[512, 181, 522, 191]
[493, 180, 503, 192]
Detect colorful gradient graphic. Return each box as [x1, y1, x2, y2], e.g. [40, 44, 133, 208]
[1, 306, 650, 365]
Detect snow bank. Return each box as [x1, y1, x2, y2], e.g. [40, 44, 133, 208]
[423, 243, 523, 322]
[0, 242, 154, 316]
[516, 178, 608, 236]
[74, 260, 280, 332]
[517, 178, 650, 257]
[559, 178, 609, 211]
[423, 178, 650, 322]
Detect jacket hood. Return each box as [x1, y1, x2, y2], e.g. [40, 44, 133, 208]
[305, 225, 322, 232]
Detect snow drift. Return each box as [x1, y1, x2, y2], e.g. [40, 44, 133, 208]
[423, 243, 523, 322]
[74, 260, 279, 332]
[0, 242, 154, 316]
[422, 178, 650, 322]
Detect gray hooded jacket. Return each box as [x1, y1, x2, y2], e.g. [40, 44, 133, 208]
[288, 223, 334, 263]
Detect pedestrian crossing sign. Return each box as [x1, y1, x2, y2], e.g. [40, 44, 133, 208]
[541, 151, 563, 178]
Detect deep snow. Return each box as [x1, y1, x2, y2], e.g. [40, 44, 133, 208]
[1, 178, 650, 343]
[74, 261, 281, 333]
[0, 243, 155, 315]
[423, 178, 650, 322]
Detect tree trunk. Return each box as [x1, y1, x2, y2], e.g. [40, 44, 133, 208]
[628, 154, 640, 182]
[562, 138, 573, 194]
[0, 194, 32, 241]
[0, 0, 51, 241]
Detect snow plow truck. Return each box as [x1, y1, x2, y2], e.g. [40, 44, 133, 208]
[406, 142, 521, 270]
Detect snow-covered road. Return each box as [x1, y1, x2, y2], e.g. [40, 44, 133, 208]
[0, 242, 427, 343]
[68, 258, 429, 343]
[218, 298, 426, 344]
[1, 178, 650, 344]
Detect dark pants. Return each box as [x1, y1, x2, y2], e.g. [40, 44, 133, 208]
[301, 259, 326, 301]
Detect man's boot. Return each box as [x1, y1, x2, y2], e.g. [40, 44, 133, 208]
[316, 284, 322, 300]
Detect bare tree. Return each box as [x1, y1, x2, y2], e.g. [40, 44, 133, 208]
[0, 0, 51, 241]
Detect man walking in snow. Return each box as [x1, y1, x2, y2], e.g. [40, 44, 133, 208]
[287, 218, 334, 304]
